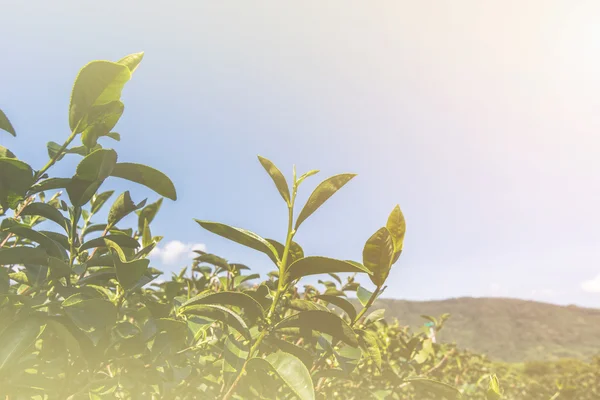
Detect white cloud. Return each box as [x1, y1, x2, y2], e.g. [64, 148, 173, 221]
[150, 240, 206, 265]
[581, 274, 600, 293]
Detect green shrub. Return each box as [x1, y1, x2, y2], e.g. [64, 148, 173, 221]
[1, 53, 597, 400]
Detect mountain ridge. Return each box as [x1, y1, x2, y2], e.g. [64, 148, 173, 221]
[364, 296, 600, 362]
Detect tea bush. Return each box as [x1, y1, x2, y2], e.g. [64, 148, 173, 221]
[1, 53, 596, 400]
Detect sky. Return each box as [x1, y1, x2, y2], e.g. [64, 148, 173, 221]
[1, 1, 600, 307]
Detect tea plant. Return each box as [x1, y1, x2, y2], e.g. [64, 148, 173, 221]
[0, 52, 528, 400]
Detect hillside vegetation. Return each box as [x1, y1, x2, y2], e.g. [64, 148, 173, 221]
[372, 297, 600, 362]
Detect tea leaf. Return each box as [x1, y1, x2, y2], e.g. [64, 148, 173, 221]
[107, 191, 147, 229]
[63, 295, 117, 346]
[405, 377, 463, 399]
[69, 60, 131, 132]
[91, 190, 115, 214]
[486, 375, 502, 399]
[0, 109, 16, 136]
[0, 158, 34, 210]
[0, 145, 15, 158]
[117, 52, 144, 74]
[316, 294, 357, 321]
[286, 256, 371, 283]
[356, 286, 373, 307]
[386, 205, 405, 264]
[105, 239, 149, 290]
[111, 163, 177, 200]
[258, 155, 290, 204]
[0, 317, 44, 373]
[295, 173, 356, 230]
[194, 220, 279, 263]
[275, 310, 358, 347]
[357, 329, 382, 370]
[79, 234, 141, 252]
[247, 351, 315, 400]
[0, 247, 48, 266]
[363, 227, 394, 287]
[20, 202, 68, 230]
[266, 238, 304, 267]
[4, 226, 65, 259]
[179, 304, 250, 340]
[180, 291, 264, 322]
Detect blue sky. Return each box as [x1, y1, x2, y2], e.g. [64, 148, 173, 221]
[2, 1, 600, 307]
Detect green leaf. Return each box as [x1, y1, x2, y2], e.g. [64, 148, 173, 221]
[0, 317, 44, 373]
[47, 256, 72, 279]
[91, 190, 115, 214]
[74, 148, 118, 181]
[81, 101, 124, 148]
[195, 253, 229, 270]
[386, 205, 405, 264]
[286, 256, 371, 283]
[405, 377, 463, 399]
[180, 291, 264, 323]
[142, 219, 152, 247]
[363, 227, 394, 287]
[69, 60, 131, 132]
[105, 239, 149, 290]
[0, 158, 34, 210]
[357, 329, 382, 370]
[247, 351, 315, 400]
[110, 163, 177, 200]
[0, 145, 15, 158]
[289, 299, 330, 312]
[296, 170, 319, 186]
[117, 52, 144, 74]
[316, 294, 357, 321]
[486, 375, 502, 400]
[234, 273, 260, 287]
[106, 132, 120, 141]
[335, 344, 362, 374]
[28, 178, 71, 195]
[0, 247, 48, 265]
[356, 286, 373, 307]
[67, 149, 118, 206]
[258, 155, 290, 204]
[179, 304, 250, 340]
[223, 334, 249, 385]
[46, 141, 87, 161]
[79, 234, 140, 252]
[136, 197, 163, 233]
[275, 310, 358, 347]
[4, 226, 65, 259]
[0, 109, 16, 136]
[364, 308, 385, 325]
[267, 337, 314, 369]
[195, 220, 279, 263]
[266, 238, 304, 267]
[107, 191, 147, 229]
[20, 202, 67, 230]
[63, 294, 117, 346]
[295, 173, 356, 230]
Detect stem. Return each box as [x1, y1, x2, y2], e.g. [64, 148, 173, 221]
[67, 207, 82, 287]
[221, 183, 298, 400]
[78, 226, 109, 280]
[352, 285, 382, 326]
[34, 122, 81, 182]
[312, 285, 382, 385]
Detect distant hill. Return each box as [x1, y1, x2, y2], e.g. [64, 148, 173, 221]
[367, 297, 600, 362]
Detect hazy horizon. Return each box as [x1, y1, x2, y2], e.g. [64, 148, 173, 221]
[2, 1, 599, 307]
